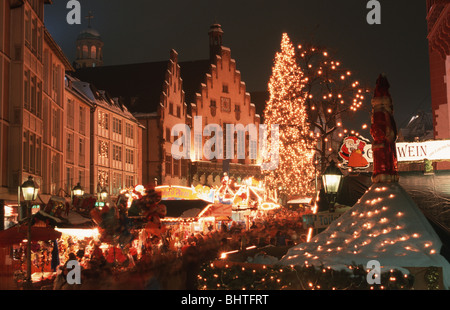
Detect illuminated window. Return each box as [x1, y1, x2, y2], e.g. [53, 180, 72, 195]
[90, 46, 96, 59]
[98, 111, 109, 130]
[98, 140, 108, 158]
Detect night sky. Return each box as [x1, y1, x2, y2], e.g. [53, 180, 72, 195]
[44, 0, 431, 134]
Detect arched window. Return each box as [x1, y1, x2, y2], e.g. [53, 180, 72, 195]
[91, 46, 97, 59]
[82, 45, 88, 58]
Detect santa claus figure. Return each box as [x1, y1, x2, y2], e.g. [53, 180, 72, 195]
[339, 136, 369, 169]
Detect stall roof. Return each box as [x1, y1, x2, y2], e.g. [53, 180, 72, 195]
[34, 210, 95, 228]
[162, 200, 210, 218]
[0, 225, 61, 246]
[198, 204, 232, 218]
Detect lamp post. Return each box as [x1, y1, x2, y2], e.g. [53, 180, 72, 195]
[99, 187, 108, 202]
[71, 182, 84, 209]
[20, 176, 39, 286]
[321, 161, 343, 212]
[71, 182, 84, 198]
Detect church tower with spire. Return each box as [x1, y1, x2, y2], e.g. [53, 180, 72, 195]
[209, 23, 223, 62]
[73, 12, 104, 68]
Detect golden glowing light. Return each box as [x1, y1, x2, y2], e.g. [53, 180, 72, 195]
[263, 33, 315, 197]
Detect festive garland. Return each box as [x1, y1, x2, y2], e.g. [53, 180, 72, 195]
[197, 262, 415, 290]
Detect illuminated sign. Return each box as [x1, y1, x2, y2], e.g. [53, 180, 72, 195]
[157, 185, 215, 203]
[339, 137, 450, 168]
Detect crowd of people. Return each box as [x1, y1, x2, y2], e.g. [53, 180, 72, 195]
[29, 206, 310, 290]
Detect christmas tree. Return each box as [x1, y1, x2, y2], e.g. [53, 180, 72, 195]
[263, 33, 315, 201]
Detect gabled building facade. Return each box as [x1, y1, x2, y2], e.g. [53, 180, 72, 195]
[67, 78, 143, 196]
[190, 24, 261, 186]
[3, 0, 72, 202]
[64, 74, 93, 196]
[74, 23, 262, 188]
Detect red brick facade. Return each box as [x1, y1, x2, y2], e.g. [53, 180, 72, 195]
[426, 0, 450, 169]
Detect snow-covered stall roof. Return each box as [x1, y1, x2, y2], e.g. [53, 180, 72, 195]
[279, 182, 450, 289]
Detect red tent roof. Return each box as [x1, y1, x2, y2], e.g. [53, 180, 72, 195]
[0, 225, 61, 246]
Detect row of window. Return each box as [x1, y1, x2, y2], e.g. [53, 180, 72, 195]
[24, 70, 42, 118]
[98, 110, 135, 139]
[98, 140, 135, 164]
[66, 133, 86, 166]
[23, 131, 42, 175]
[97, 169, 136, 195]
[66, 99, 87, 135]
[25, 8, 43, 61]
[27, 0, 43, 19]
[78, 45, 103, 61]
[192, 131, 257, 162]
[165, 154, 188, 178]
[50, 107, 62, 151]
[168, 102, 182, 118]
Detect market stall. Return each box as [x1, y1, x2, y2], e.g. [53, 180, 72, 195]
[0, 224, 62, 288]
[159, 199, 210, 236]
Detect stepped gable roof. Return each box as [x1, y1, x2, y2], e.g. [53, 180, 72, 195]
[73, 58, 212, 115]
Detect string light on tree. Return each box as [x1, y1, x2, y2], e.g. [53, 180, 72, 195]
[263, 33, 315, 199]
[295, 42, 370, 172]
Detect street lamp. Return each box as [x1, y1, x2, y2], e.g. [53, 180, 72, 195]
[321, 161, 343, 211]
[71, 182, 84, 209]
[71, 182, 84, 198]
[99, 187, 108, 202]
[19, 176, 39, 286]
[21, 176, 39, 202]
